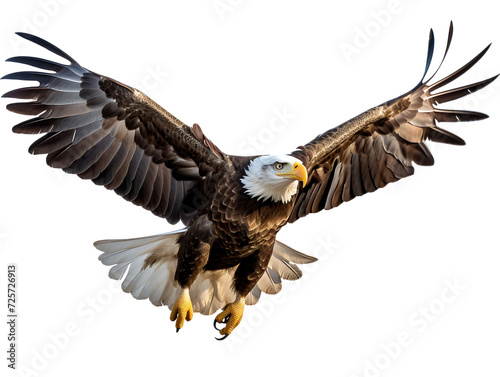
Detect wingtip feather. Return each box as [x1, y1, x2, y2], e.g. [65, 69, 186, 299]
[13, 32, 79, 65]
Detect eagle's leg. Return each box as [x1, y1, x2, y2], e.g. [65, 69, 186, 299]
[214, 245, 272, 339]
[170, 287, 193, 332]
[170, 222, 211, 332]
[214, 295, 246, 339]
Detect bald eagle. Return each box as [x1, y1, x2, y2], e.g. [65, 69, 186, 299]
[3, 23, 496, 339]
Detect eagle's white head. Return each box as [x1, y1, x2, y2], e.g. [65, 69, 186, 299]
[241, 155, 308, 203]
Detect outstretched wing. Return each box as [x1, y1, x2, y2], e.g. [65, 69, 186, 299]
[288, 23, 497, 223]
[3, 33, 224, 225]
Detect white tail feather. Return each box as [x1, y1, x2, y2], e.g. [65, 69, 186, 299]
[258, 268, 282, 294]
[94, 229, 317, 315]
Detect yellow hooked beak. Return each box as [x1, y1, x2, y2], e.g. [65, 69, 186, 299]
[276, 162, 308, 188]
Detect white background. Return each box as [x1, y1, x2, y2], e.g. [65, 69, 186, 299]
[1, 1, 499, 376]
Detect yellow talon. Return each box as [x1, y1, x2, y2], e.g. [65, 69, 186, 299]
[170, 288, 193, 331]
[215, 296, 245, 337]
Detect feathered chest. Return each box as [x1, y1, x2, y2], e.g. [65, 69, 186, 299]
[208, 173, 293, 252]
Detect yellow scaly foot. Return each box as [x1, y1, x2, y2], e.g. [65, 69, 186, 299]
[170, 288, 193, 332]
[213, 295, 245, 340]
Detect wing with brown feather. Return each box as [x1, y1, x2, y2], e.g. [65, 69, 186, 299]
[289, 23, 497, 223]
[3, 33, 225, 225]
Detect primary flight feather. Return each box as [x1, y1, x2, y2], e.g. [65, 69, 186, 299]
[3, 22, 496, 339]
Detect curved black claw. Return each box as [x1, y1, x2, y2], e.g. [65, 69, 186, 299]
[176, 327, 180, 333]
[215, 333, 229, 341]
[213, 314, 231, 340]
[213, 314, 231, 331]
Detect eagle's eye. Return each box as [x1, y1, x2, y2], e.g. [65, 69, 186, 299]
[274, 162, 284, 170]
